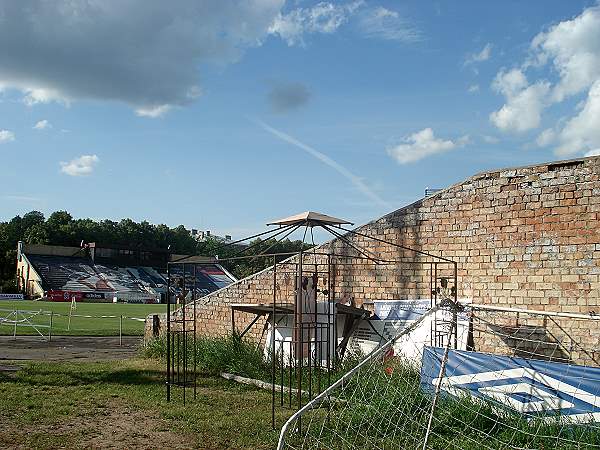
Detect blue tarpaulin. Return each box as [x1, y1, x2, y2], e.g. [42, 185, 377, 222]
[421, 347, 600, 422]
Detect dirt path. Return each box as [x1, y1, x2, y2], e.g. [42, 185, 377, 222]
[0, 398, 197, 449]
[0, 336, 141, 361]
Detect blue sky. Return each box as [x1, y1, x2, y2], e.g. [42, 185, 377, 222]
[1, 1, 599, 239]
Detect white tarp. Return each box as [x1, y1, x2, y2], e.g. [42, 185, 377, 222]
[347, 299, 471, 359]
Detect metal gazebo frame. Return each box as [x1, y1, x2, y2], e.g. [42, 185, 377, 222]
[165, 212, 458, 428]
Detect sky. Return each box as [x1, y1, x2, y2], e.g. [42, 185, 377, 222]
[1, 0, 600, 240]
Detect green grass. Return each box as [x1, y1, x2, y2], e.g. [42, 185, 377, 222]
[147, 336, 600, 449]
[0, 300, 167, 336]
[0, 358, 288, 449]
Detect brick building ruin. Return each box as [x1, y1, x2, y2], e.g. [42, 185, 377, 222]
[149, 156, 600, 364]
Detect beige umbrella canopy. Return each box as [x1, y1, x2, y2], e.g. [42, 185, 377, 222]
[267, 211, 353, 227]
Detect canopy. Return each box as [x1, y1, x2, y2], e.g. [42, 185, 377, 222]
[267, 211, 353, 227]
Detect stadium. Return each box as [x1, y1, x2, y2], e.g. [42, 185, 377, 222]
[15, 241, 236, 304]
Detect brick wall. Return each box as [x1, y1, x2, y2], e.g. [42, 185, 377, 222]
[156, 156, 600, 360]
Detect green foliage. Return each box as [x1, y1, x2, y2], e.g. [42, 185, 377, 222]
[0, 210, 311, 291]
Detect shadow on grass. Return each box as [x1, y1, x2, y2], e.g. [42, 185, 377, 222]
[4, 364, 165, 388]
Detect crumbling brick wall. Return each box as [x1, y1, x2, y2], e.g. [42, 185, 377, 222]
[153, 156, 600, 360]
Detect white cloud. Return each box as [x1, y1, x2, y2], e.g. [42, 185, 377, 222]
[387, 128, 469, 164]
[489, 69, 550, 132]
[60, 154, 99, 176]
[585, 148, 600, 157]
[554, 80, 600, 157]
[0, 1, 284, 116]
[465, 43, 492, 65]
[468, 84, 480, 93]
[531, 6, 600, 102]
[269, 1, 420, 46]
[490, 5, 600, 155]
[33, 119, 52, 130]
[356, 6, 422, 42]
[492, 69, 528, 97]
[0, 130, 15, 143]
[23, 87, 68, 106]
[535, 128, 556, 147]
[135, 105, 172, 118]
[269, 1, 360, 46]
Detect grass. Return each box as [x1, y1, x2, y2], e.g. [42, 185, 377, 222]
[3, 334, 599, 449]
[0, 300, 167, 336]
[147, 336, 600, 449]
[0, 358, 288, 449]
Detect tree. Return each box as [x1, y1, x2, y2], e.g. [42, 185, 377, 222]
[24, 223, 49, 244]
[0, 209, 314, 286]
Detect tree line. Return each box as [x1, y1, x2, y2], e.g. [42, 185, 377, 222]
[0, 210, 310, 292]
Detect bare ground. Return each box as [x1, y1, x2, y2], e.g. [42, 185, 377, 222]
[0, 335, 141, 362]
[0, 398, 197, 449]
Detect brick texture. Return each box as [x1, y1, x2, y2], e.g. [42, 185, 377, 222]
[149, 156, 600, 362]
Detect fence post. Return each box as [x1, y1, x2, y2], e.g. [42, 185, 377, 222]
[119, 315, 123, 347]
[49, 312, 53, 342]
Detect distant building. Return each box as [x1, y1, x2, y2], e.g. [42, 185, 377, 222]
[16, 242, 236, 303]
[190, 229, 233, 243]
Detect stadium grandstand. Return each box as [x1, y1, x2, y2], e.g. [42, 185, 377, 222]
[15, 242, 236, 303]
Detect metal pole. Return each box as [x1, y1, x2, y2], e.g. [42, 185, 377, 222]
[298, 249, 303, 431]
[193, 263, 197, 401]
[454, 262, 458, 349]
[183, 262, 186, 405]
[49, 311, 53, 342]
[423, 316, 456, 450]
[166, 263, 171, 402]
[119, 315, 122, 347]
[434, 262, 438, 346]
[272, 256, 277, 429]
[13, 309, 17, 339]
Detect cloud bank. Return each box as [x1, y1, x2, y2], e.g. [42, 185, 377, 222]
[0, 1, 419, 117]
[490, 5, 600, 157]
[0, 1, 284, 116]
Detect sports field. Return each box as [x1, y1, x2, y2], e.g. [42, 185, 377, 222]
[0, 300, 167, 336]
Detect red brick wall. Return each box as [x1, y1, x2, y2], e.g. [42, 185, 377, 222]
[159, 156, 600, 358]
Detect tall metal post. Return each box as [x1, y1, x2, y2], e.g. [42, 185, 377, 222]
[434, 262, 438, 346]
[166, 263, 171, 402]
[272, 255, 277, 429]
[193, 263, 197, 400]
[297, 249, 303, 431]
[453, 261, 458, 349]
[182, 262, 186, 405]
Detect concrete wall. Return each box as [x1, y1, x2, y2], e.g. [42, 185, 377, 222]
[158, 156, 600, 362]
